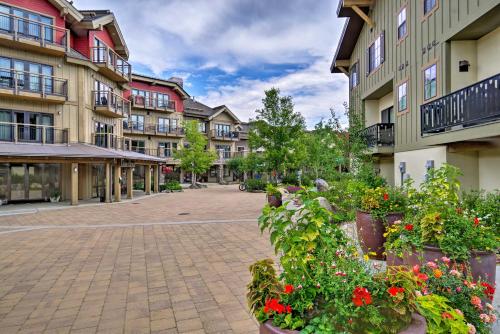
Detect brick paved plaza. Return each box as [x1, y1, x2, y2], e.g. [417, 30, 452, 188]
[0, 186, 273, 334]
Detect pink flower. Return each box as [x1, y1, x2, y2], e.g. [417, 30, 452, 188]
[316, 283, 321, 288]
[467, 323, 476, 334]
[479, 314, 490, 323]
[412, 265, 420, 274]
[486, 303, 494, 311]
[441, 256, 451, 264]
[449, 269, 461, 277]
[455, 309, 463, 317]
[426, 261, 437, 269]
[456, 287, 462, 293]
[490, 314, 497, 323]
[297, 284, 303, 289]
[471, 296, 483, 310]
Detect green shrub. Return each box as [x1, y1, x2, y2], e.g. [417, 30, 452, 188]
[164, 180, 182, 191]
[133, 182, 145, 190]
[282, 174, 299, 186]
[246, 179, 266, 192]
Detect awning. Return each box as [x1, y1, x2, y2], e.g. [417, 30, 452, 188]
[0, 142, 164, 163]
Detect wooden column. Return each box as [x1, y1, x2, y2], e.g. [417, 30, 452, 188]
[145, 165, 151, 195]
[153, 165, 159, 193]
[105, 162, 111, 203]
[71, 163, 78, 205]
[127, 167, 133, 199]
[114, 164, 121, 202]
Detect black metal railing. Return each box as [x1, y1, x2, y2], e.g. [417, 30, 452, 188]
[131, 95, 176, 111]
[421, 73, 500, 135]
[0, 68, 68, 97]
[92, 91, 130, 117]
[92, 133, 131, 150]
[90, 46, 131, 80]
[210, 129, 240, 140]
[0, 122, 68, 144]
[360, 123, 394, 147]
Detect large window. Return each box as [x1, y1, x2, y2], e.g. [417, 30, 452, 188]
[0, 57, 53, 94]
[159, 142, 178, 157]
[216, 124, 230, 136]
[424, 64, 437, 101]
[157, 93, 170, 108]
[158, 118, 169, 133]
[216, 144, 231, 159]
[132, 88, 171, 108]
[398, 81, 408, 112]
[0, 4, 54, 42]
[131, 140, 145, 154]
[350, 62, 359, 89]
[130, 115, 144, 131]
[198, 121, 207, 133]
[424, 0, 437, 15]
[367, 32, 384, 74]
[0, 110, 53, 143]
[381, 107, 394, 124]
[94, 121, 114, 148]
[397, 7, 407, 40]
[94, 80, 112, 106]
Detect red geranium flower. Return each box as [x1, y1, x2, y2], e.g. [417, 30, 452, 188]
[417, 273, 429, 282]
[264, 298, 287, 314]
[388, 286, 405, 297]
[285, 305, 292, 314]
[352, 286, 372, 307]
[404, 224, 414, 231]
[473, 217, 480, 226]
[441, 312, 454, 320]
[481, 282, 495, 301]
[284, 284, 294, 294]
[383, 193, 389, 201]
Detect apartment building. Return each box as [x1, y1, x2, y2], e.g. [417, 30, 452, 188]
[123, 73, 189, 183]
[184, 99, 248, 183]
[0, 0, 162, 205]
[331, 0, 500, 190]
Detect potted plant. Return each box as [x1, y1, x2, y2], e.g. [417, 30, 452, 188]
[385, 165, 498, 284]
[49, 189, 61, 203]
[356, 186, 406, 260]
[252, 197, 427, 334]
[266, 184, 282, 208]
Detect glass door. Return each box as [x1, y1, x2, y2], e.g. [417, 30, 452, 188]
[28, 164, 43, 200]
[0, 5, 10, 32]
[10, 164, 26, 201]
[29, 63, 40, 92]
[0, 164, 8, 202]
[14, 60, 24, 90]
[0, 110, 12, 141]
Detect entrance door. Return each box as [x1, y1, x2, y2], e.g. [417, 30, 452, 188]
[381, 106, 394, 123]
[0, 164, 8, 202]
[10, 164, 26, 200]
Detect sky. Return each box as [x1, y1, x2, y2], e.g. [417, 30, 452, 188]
[75, 0, 349, 128]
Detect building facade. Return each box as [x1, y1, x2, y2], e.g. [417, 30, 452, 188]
[331, 0, 500, 190]
[0, 0, 162, 205]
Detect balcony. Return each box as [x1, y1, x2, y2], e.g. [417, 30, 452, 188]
[90, 47, 131, 82]
[215, 150, 247, 163]
[92, 91, 130, 118]
[0, 122, 69, 144]
[0, 12, 69, 56]
[128, 147, 178, 161]
[131, 95, 176, 112]
[421, 73, 500, 136]
[92, 133, 131, 150]
[123, 121, 184, 137]
[210, 129, 240, 141]
[360, 123, 394, 154]
[0, 68, 67, 103]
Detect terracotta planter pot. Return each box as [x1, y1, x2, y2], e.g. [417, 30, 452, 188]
[387, 246, 496, 285]
[267, 195, 282, 208]
[355, 210, 403, 260]
[260, 313, 426, 334]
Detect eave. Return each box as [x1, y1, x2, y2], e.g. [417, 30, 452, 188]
[131, 74, 190, 100]
[47, 0, 84, 24]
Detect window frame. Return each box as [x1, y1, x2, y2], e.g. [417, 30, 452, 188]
[423, 62, 438, 102]
[397, 79, 409, 113]
[397, 5, 408, 42]
[422, 0, 438, 20]
[366, 32, 385, 76]
[350, 62, 359, 89]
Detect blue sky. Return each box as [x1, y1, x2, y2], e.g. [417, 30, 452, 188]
[75, 0, 349, 127]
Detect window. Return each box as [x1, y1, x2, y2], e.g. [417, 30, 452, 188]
[216, 144, 231, 159]
[0, 109, 53, 143]
[131, 115, 144, 131]
[131, 140, 145, 154]
[423, 64, 437, 100]
[158, 118, 169, 133]
[170, 119, 178, 130]
[94, 80, 112, 106]
[198, 121, 207, 133]
[350, 63, 359, 89]
[0, 57, 53, 94]
[94, 121, 113, 148]
[397, 7, 407, 40]
[157, 93, 170, 108]
[424, 0, 437, 15]
[216, 124, 230, 136]
[380, 107, 394, 123]
[367, 32, 385, 74]
[93, 38, 107, 63]
[0, 4, 54, 42]
[159, 142, 178, 157]
[398, 81, 408, 112]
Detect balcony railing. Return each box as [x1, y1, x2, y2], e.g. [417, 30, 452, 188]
[421, 73, 500, 135]
[0, 12, 69, 52]
[123, 120, 184, 136]
[360, 123, 394, 147]
[215, 150, 248, 162]
[90, 46, 131, 81]
[0, 68, 68, 98]
[92, 133, 132, 151]
[210, 129, 240, 141]
[131, 95, 176, 111]
[92, 91, 130, 118]
[0, 122, 68, 144]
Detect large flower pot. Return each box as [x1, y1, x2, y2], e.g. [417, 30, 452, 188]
[387, 246, 496, 285]
[260, 314, 426, 334]
[356, 210, 403, 260]
[267, 195, 282, 208]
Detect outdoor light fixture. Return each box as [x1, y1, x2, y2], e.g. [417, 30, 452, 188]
[399, 162, 406, 185]
[425, 160, 435, 181]
[73, 166, 78, 173]
[459, 60, 470, 72]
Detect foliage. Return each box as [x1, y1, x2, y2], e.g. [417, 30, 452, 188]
[133, 182, 144, 191]
[175, 120, 217, 186]
[226, 156, 245, 177]
[415, 295, 469, 334]
[360, 186, 407, 220]
[245, 179, 266, 192]
[385, 165, 499, 261]
[461, 190, 500, 237]
[246, 259, 282, 320]
[281, 173, 299, 186]
[266, 184, 282, 199]
[163, 180, 182, 191]
[257, 195, 413, 333]
[249, 88, 306, 177]
[412, 259, 497, 334]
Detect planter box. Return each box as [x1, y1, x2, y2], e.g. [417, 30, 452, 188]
[387, 246, 496, 284]
[260, 313, 426, 334]
[355, 210, 403, 260]
[267, 195, 282, 208]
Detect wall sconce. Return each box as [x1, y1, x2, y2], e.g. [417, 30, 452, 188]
[399, 162, 406, 185]
[459, 60, 470, 72]
[73, 166, 78, 173]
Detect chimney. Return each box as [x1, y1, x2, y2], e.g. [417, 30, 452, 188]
[169, 77, 183, 87]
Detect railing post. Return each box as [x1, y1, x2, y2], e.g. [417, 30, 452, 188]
[40, 25, 45, 47]
[106, 133, 111, 149]
[13, 17, 17, 40]
[13, 71, 18, 94]
[13, 124, 18, 143]
[65, 29, 70, 53]
[42, 126, 46, 144]
[41, 76, 46, 98]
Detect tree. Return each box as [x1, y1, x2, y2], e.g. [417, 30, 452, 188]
[175, 120, 217, 188]
[249, 88, 306, 180]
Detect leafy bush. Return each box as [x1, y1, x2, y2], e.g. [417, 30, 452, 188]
[166, 180, 182, 191]
[415, 295, 469, 334]
[360, 186, 407, 220]
[246, 179, 266, 192]
[461, 190, 500, 236]
[282, 173, 299, 186]
[247, 259, 282, 320]
[266, 184, 282, 199]
[133, 182, 144, 191]
[301, 174, 313, 187]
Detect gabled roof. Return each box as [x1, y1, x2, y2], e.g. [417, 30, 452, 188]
[72, 10, 129, 58]
[210, 105, 241, 123]
[184, 99, 215, 119]
[131, 73, 190, 100]
[47, 0, 84, 24]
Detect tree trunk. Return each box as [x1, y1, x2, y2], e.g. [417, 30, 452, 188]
[192, 172, 197, 187]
